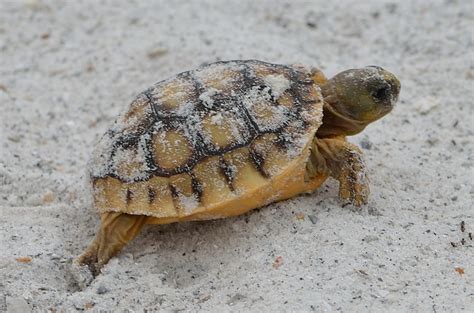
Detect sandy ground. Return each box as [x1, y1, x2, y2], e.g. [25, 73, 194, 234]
[1, 0, 473, 311]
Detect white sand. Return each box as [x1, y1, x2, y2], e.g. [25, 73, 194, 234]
[1, 0, 473, 311]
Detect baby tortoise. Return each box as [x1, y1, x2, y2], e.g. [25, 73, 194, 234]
[76, 60, 400, 275]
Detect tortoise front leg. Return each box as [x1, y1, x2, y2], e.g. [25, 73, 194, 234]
[312, 137, 370, 206]
[75, 212, 148, 276]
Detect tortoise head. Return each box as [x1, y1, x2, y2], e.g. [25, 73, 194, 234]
[317, 66, 400, 137]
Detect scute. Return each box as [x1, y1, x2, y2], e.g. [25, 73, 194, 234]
[192, 156, 234, 209]
[147, 176, 177, 217]
[199, 110, 251, 152]
[147, 76, 198, 117]
[151, 128, 194, 170]
[222, 146, 269, 193]
[90, 60, 324, 218]
[193, 62, 247, 93]
[250, 133, 292, 177]
[169, 173, 199, 215]
[112, 144, 149, 181]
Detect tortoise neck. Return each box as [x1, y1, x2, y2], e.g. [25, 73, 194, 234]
[316, 101, 367, 138]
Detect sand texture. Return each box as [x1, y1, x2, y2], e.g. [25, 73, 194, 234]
[0, 0, 473, 311]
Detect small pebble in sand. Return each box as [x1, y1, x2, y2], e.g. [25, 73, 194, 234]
[96, 285, 109, 295]
[147, 48, 168, 59]
[355, 269, 369, 277]
[15, 256, 32, 263]
[295, 212, 305, 220]
[273, 256, 283, 269]
[308, 215, 318, 225]
[196, 294, 211, 304]
[454, 267, 464, 276]
[42, 191, 54, 204]
[226, 293, 246, 305]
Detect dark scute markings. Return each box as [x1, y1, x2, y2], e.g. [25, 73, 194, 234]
[237, 64, 265, 136]
[169, 183, 179, 203]
[219, 158, 236, 191]
[148, 186, 156, 204]
[256, 84, 277, 102]
[144, 89, 161, 120]
[191, 173, 204, 204]
[243, 62, 313, 152]
[113, 132, 142, 150]
[249, 147, 269, 178]
[126, 188, 133, 205]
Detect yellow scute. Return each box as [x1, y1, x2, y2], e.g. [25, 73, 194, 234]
[152, 130, 193, 169]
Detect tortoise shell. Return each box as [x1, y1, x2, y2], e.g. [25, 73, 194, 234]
[89, 60, 324, 220]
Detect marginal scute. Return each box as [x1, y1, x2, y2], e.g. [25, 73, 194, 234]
[223, 147, 268, 194]
[276, 119, 314, 158]
[93, 177, 127, 212]
[147, 177, 177, 217]
[125, 181, 150, 214]
[152, 129, 194, 170]
[251, 133, 292, 176]
[169, 173, 199, 215]
[192, 156, 234, 207]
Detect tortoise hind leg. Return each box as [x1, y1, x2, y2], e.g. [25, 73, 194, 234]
[76, 212, 148, 276]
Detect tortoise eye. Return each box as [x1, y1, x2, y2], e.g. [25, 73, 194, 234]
[371, 86, 390, 102]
